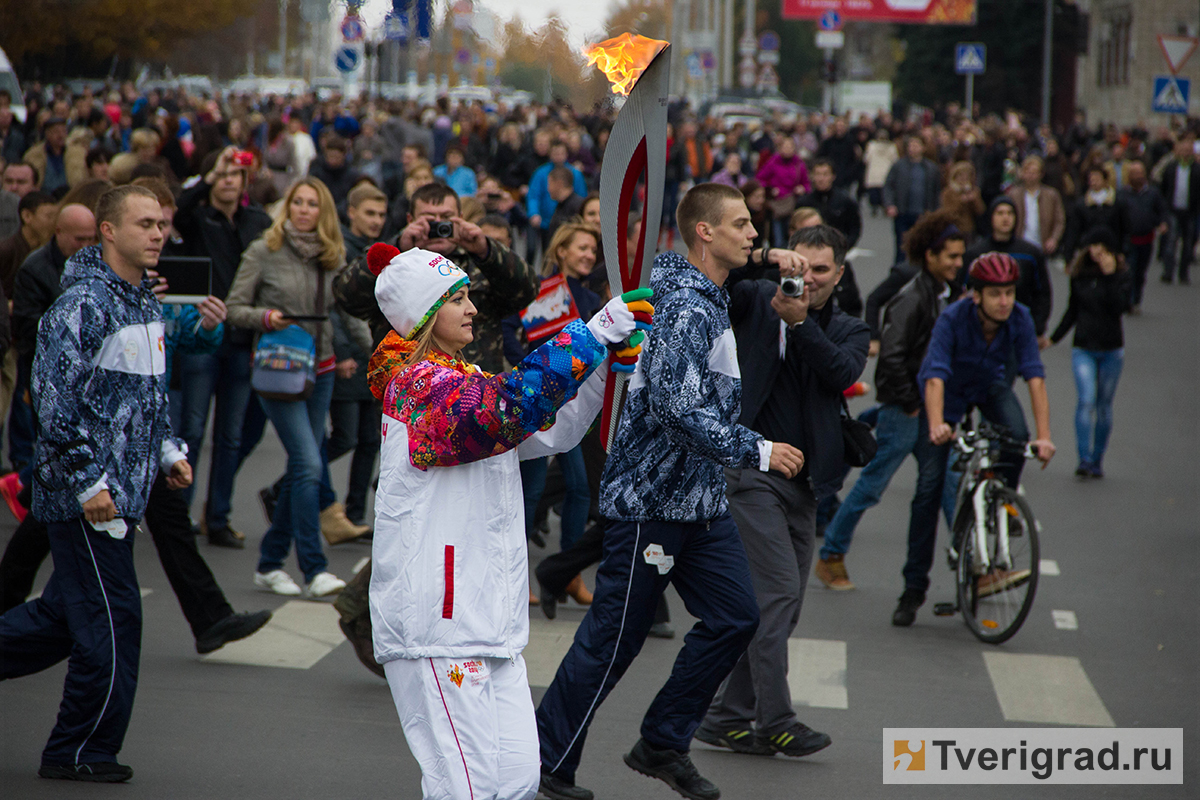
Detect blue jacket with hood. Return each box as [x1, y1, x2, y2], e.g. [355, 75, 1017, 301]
[600, 251, 766, 522]
[32, 245, 186, 523]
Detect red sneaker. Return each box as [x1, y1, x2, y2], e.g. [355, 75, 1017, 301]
[0, 472, 28, 523]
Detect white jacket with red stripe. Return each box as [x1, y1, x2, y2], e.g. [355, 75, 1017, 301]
[369, 320, 607, 663]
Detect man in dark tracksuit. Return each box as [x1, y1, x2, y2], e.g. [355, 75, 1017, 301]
[536, 183, 806, 800]
[698, 225, 867, 757]
[0, 186, 191, 782]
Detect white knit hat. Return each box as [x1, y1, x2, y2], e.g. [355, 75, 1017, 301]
[369, 243, 469, 340]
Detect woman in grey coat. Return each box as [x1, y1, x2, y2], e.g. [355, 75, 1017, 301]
[226, 177, 347, 599]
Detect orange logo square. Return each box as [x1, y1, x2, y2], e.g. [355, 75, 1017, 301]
[893, 739, 925, 771]
[447, 664, 464, 688]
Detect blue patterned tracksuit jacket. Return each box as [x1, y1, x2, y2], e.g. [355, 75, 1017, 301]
[32, 245, 187, 523]
[600, 251, 765, 522]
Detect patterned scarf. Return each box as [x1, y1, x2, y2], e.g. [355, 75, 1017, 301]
[367, 330, 484, 401]
[283, 220, 324, 261]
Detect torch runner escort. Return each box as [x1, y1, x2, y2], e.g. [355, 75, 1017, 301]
[586, 34, 671, 450]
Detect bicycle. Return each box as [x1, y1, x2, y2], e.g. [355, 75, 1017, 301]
[932, 419, 1041, 644]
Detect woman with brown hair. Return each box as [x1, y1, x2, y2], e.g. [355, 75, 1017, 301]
[504, 221, 604, 606]
[940, 160, 986, 241]
[225, 177, 349, 598]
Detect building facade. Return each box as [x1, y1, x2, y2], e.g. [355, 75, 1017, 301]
[1074, 0, 1200, 127]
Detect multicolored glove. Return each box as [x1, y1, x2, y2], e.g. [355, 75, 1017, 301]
[586, 288, 655, 346]
[609, 289, 654, 373]
[611, 331, 644, 373]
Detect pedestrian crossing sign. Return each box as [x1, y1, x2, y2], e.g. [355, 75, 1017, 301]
[955, 43, 986, 75]
[1153, 75, 1190, 114]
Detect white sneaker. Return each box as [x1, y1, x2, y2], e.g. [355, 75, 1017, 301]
[304, 572, 346, 599]
[255, 569, 302, 596]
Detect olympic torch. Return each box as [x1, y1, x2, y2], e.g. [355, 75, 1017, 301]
[585, 33, 670, 451]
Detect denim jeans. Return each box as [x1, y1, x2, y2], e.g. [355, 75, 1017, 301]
[1071, 348, 1123, 468]
[820, 404, 948, 592]
[328, 399, 381, 523]
[555, 445, 590, 551]
[940, 382, 1032, 525]
[1162, 209, 1197, 282]
[1126, 242, 1154, 305]
[257, 372, 335, 583]
[178, 346, 254, 527]
[893, 212, 920, 263]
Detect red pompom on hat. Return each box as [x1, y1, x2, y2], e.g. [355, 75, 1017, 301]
[366, 242, 401, 276]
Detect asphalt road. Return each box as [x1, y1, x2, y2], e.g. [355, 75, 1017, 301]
[0, 207, 1195, 799]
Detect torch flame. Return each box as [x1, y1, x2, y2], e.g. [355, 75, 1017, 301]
[584, 33, 669, 96]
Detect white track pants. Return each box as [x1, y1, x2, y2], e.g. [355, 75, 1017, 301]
[385, 654, 540, 800]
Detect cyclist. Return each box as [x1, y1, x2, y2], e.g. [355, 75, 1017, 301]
[918, 251, 1056, 528]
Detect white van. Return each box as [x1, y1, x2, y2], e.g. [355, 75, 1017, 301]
[0, 46, 25, 122]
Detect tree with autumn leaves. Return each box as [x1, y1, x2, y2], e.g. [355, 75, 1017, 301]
[0, 0, 260, 78]
[497, 0, 671, 106]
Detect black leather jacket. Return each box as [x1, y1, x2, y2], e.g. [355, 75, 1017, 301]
[875, 268, 949, 414]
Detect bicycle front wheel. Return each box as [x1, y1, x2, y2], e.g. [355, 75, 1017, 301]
[957, 486, 1039, 644]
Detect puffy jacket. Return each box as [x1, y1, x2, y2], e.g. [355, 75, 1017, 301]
[369, 320, 607, 662]
[32, 245, 186, 522]
[600, 251, 765, 522]
[875, 268, 949, 414]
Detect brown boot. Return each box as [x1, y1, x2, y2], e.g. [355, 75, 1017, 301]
[814, 554, 855, 591]
[564, 574, 593, 605]
[321, 502, 370, 545]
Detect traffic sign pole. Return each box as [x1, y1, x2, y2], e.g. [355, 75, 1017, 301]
[965, 74, 973, 121]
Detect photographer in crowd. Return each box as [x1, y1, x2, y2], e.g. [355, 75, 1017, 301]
[698, 223, 867, 759]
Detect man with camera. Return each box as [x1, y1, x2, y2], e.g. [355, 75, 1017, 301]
[332, 181, 540, 675]
[173, 146, 272, 549]
[697, 224, 868, 759]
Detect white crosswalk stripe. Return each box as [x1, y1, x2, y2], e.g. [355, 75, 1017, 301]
[787, 638, 849, 709]
[525, 617, 580, 687]
[1052, 609, 1078, 630]
[1040, 558, 1061, 576]
[982, 652, 1115, 726]
[203, 600, 343, 669]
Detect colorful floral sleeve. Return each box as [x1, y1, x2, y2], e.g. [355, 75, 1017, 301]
[384, 319, 606, 469]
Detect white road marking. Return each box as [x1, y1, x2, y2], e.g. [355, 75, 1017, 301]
[352, 557, 370, 574]
[1040, 559, 1060, 576]
[846, 247, 874, 261]
[1052, 609, 1078, 630]
[525, 617, 579, 687]
[140, 587, 153, 598]
[787, 638, 849, 710]
[982, 652, 1114, 727]
[203, 600, 343, 669]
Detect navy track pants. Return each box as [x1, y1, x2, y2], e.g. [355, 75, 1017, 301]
[0, 518, 141, 766]
[536, 513, 759, 783]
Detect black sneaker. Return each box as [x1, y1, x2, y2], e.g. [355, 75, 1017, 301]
[624, 737, 720, 800]
[259, 486, 277, 523]
[694, 725, 773, 755]
[195, 610, 272, 654]
[39, 762, 133, 782]
[539, 771, 594, 800]
[757, 722, 832, 757]
[892, 588, 925, 627]
[207, 525, 245, 549]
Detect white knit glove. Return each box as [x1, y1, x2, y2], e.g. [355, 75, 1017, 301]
[586, 295, 639, 346]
